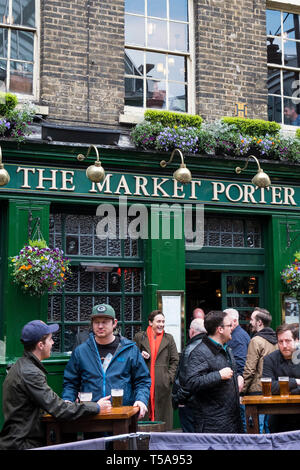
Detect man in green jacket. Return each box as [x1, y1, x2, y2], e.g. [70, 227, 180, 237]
[0, 320, 111, 450]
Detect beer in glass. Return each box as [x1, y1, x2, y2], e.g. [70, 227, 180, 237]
[111, 388, 123, 407]
[278, 377, 289, 397]
[261, 377, 272, 397]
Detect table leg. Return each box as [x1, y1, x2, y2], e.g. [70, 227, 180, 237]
[245, 405, 259, 434]
[113, 420, 130, 450]
[46, 423, 61, 445]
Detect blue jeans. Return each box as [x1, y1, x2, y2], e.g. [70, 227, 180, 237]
[259, 414, 270, 434]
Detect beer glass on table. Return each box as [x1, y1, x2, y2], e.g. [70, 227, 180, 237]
[261, 377, 272, 397]
[111, 389, 124, 407]
[278, 377, 289, 397]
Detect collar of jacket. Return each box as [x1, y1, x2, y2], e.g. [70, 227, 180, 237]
[203, 334, 228, 356]
[23, 350, 48, 374]
[138, 330, 169, 355]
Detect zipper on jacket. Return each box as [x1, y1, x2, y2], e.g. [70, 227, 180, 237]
[91, 336, 134, 397]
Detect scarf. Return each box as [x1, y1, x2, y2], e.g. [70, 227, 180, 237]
[147, 325, 163, 421]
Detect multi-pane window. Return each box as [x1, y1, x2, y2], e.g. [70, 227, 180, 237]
[124, 0, 190, 112]
[203, 217, 262, 248]
[48, 212, 144, 353]
[267, 9, 300, 126]
[0, 0, 37, 95]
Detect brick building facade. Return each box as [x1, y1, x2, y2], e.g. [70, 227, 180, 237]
[37, 0, 282, 129]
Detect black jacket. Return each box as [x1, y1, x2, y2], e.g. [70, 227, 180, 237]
[185, 334, 243, 433]
[263, 349, 300, 395]
[0, 351, 99, 450]
[172, 333, 205, 409]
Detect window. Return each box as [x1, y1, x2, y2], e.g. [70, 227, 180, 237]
[0, 0, 38, 96]
[267, 9, 300, 126]
[124, 0, 190, 113]
[204, 217, 262, 248]
[48, 211, 144, 353]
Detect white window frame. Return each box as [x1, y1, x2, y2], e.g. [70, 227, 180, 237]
[266, 4, 300, 131]
[121, 0, 195, 123]
[0, 0, 40, 100]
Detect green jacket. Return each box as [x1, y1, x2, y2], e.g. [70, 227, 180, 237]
[0, 351, 99, 450]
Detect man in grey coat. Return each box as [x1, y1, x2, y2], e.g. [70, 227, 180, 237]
[0, 320, 111, 450]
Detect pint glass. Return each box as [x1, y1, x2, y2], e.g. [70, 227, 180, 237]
[111, 388, 124, 407]
[278, 377, 289, 397]
[261, 377, 272, 397]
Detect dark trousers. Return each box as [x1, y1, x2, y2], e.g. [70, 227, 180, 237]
[178, 405, 197, 433]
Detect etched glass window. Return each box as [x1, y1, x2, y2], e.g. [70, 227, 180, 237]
[203, 217, 262, 248]
[48, 211, 143, 352]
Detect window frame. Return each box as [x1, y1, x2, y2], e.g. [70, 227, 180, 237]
[0, 0, 40, 100]
[123, 0, 195, 117]
[266, 6, 300, 129]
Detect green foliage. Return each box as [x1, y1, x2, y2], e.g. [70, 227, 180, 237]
[130, 121, 164, 149]
[28, 239, 48, 249]
[0, 102, 36, 142]
[0, 92, 18, 116]
[10, 245, 71, 297]
[221, 117, 281, 137]
[281, 252, 300, 298]
[144, 109, 203, 128]
[296, 128, 300, 140]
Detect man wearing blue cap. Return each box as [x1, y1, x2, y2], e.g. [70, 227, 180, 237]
[0, 320, 111, 450]
[62, 304, 151, 419]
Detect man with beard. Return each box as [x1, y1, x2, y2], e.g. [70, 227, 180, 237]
[243, 307, 277, 433]
[263, 323, 300, 432]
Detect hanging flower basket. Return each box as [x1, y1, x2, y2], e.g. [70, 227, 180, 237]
[281, 251, 300, 302]
[9, 240, 71, 296]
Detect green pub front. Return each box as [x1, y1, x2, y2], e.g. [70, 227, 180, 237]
[0, 141, 299, 428]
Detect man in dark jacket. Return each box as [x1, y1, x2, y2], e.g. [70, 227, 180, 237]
[63, 304, 151, 419]
[172, 318, 206, 432]
[224, 308, 250, 432]
[0, 320, 110, 450]
[185, 310, 244, 433]
[263, 323, 300, 432]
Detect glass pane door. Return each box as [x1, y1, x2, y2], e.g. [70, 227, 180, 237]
[221, 272, 264, 331]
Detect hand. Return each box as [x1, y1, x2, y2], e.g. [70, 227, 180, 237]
[133, 400, 148, 419]
[97, 395, 112, 411]
[219, 367, 233, 380]
[141, 351, 150, 360]
[237, 375, 244, 393]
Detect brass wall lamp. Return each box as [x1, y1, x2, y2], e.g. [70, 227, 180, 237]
[77, 144, 105, 183]
[0, 146, 10, 186]
[235, 154, 271, 188]
[160, 148, 192, 184]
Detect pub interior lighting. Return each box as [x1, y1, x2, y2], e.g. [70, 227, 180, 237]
[160, 148, 192, 184]
[235, 154, 271, 188]
[0, 145, 10, 186]
[77, 144, 105, 183]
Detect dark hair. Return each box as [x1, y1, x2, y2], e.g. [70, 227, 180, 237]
[204, 310, 227, 336]
[148, 310, 164, 323]
[253, 307, 272, 327]
[276, 323, 299, 340]
[21, 334, 49, 352]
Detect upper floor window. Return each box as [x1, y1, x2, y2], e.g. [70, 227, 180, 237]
[0, 0, 38, 96]
[124, 0, 190, 113]
[267, 9, 300, 127]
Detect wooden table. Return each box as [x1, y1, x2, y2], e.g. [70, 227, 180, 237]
[242, 395, 300, 433]
[42, 406, 139, 449]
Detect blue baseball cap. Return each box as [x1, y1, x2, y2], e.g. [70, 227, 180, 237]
[21, 320, 59, 343]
